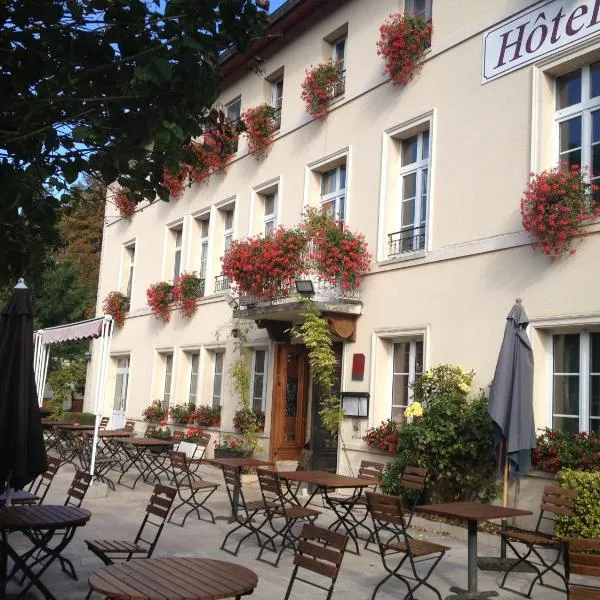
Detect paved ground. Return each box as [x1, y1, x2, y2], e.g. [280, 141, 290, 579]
[4, 464, 590, 599]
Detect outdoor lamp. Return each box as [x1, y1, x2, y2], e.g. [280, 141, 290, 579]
[295, 280, 315, 297]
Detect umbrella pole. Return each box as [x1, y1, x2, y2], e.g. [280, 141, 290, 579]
[501, 448, 509, 559]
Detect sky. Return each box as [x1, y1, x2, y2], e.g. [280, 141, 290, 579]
[269, 0, 287, 13]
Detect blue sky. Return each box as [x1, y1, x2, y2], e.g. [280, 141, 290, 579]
[269, 0, 287, 13]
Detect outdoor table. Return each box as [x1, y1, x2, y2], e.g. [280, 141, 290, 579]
[0, 504, 91, 600]
[88, 556, 258, 600]
[278, 470, 372, 554]
[416, 501, 532, 599]
[94, 429, 134, 463]
[0, 490, 39, 506]
[115, 437, 175, 489]
[206, 457, 274, 521]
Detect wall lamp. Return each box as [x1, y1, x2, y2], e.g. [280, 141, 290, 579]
[295, 279, 315, 298]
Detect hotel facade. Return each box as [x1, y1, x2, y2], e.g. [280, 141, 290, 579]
[86, 0, 600, 471]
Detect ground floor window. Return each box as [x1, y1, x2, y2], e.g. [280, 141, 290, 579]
[391, 339, 423, 424]
[552, 331, 600, 433]
[162, 353, 173, 412]
[252, 349, 267, 411]
[112, 356, 130, 415]
[212, 351, 224, 407]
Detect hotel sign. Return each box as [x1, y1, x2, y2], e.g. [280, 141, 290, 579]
[483, 0, 600, 82]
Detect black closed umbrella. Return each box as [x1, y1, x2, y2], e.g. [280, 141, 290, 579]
[0, 279, 46, 493]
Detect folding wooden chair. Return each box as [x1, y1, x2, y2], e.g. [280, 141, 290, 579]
[257, 468, 320, 566]
[144, 424, 157, 437]
[564, 537, 600, 599]
[65, 470, 93, 508]
[399, 466, 428, 527]
[283, 524, 348, 600]
[123, 420, 136, 433]
[167, 451, 219, 526]
[366, 492, 449, 600]
[74, 432, 118, 490]
[186, 431, 212, 479]
[500, 485, 579, 597]
[220, 464, 271, 556]
[98, 416, 110, 431]
[26, 456, 60, 504]
[281, 448, 313, 504]
[85, 484, 176, 565]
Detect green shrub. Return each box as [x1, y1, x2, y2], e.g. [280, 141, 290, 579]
[169, 403, 193, 423]
[555, 469, 600, 537]
[63, 411, 96, 425]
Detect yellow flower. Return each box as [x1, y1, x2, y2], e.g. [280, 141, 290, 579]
[405, 402, 423, 418]
[459, 382, 470, 393]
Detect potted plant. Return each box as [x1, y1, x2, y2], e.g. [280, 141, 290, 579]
[521, 165, 600, 258]
[102, 291, 129, 327]
[376, 13, 432, 85]
[214, 434, 252, 458]
[191, 405, 222, 427]
[150, 425, 172, 440]
[301, 60, 344, 120]
[142, 400, 166, 423]
[233, 407, 265, 433]
[241, 103, 279, 158]
[146, 281, 173, 322]
[169, 403, 194, 425]
[173, 272, 204, 318]
[183, 426, 206, 443]
[114, 189, 136, 219]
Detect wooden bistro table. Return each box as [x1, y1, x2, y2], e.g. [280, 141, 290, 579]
[278, 471, 373, 554]
[116, 437, 175, 489]
[89, 557, 258, 600]
[0, 490, 39, 506]
[0, 505, 91, 600]
[416, 501, 532, 599]
[206, 457, 274, 521]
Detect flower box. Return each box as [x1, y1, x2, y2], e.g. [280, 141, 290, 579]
[214, 449, 249, 459]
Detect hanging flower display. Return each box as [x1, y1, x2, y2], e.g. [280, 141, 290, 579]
[173, 272, 204, 318]
[114, 189, 136, 219]
[521, 165, 600, 258]
[376, 13, 432, 85]
[241, 104, 279, 158]
[300, 61, 343, 120]
[161, 166, 188, 199]
[102, 291, 129, 327]
[146, 281, 173, 322]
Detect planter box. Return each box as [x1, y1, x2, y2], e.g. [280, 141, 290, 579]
[214, 449, 251, 459]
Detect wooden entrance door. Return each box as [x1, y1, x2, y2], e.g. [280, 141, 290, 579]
[270, 344, 308, 461]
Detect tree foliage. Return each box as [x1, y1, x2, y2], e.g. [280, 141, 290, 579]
[0, 0, 268, 285]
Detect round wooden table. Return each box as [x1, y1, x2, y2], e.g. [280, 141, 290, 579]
[88, 557, 258, 599]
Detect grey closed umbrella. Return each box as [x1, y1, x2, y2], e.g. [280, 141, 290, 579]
[488, 298, 536, 480]
[0, 279, 46, 492]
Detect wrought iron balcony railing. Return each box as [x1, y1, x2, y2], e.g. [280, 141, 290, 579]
[388, 225, 426, 257]
[214, 274, 230, 293]
[271, 107, 281, 131]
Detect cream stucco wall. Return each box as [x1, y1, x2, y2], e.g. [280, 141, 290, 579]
[87, 0, 600, 468]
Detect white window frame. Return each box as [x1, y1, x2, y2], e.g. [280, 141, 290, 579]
[162, 353, 174, 410]
[173, 227, 183, 281]
[405, 0, 432, 20]
[263, 191, 278, 236]
[226, 96, 241, 122]
[251, 348, 268, 411]
[199, 217, 210, 280]
[320, 164, 346, 223]
[223, 208, 234, 252]
[330, 35, 347, 98]
[188, 351, 200, 407]
[555, 62, 600, 192]
[212, 351, 225, 407]
[551, 330, 600, 433]
[271, 77, 283, 111]
[391, 339, 424, 422]
[112, 356, 130, 412]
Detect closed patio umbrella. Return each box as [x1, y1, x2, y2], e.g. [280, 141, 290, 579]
[0, 279, 46, 495]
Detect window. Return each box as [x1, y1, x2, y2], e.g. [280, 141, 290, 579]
[188, 352, 200, 407]
[389, 129, 430, 256]
[555, 62, 600, 202]
[552, 331, 600, 434]
[112, 357, 130, 415]
[173, 228, 183, 280]
[320, 165, 346, 223]
[263, 192, 277, 235]
[272, 77, 283, 130]
[405, 0, 432, 20]
[252, 350, 268, 411]
[199, 218, 210, 279]
[162, 354, 173, 411]
[212, 352, 224, 407]
[330, 35, 347, 98]
[391, 340, 423, 424]
[125, 244, 135, 301]
[226, 97, 241, 152]
[223, 209, 234, 251]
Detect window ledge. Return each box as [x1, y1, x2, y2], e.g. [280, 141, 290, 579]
[378, 250, 426, 266]
[329, 94, 346, 108]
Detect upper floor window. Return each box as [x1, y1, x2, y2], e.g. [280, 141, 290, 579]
[391, 339, 423, 425]
[405, 0, 432, 20]
[320, 165, 346, 224]
[223, 209, 234, 251]
[173, 228, 183, 280]
[212, 351, 224, 407]
[199, 218, 210, 280]
[226, 96, 241, 152]
[252, 349, 268, 411]
[263, 192, 278, 235]
[552, 331, 600, 434]
[123, 243, 135, 302]
[555, 62, 600, 201]
[330, 35, 347, 98]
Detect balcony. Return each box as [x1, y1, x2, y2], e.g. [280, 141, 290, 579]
[388, 225, 425, 257]
[214, 274, 230, 293]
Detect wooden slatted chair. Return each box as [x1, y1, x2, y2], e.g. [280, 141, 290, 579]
[65, 470, 92, 507]
[123, 420, 136, 433]
[186, 431, 212, 479]
[564, 537, 600, 599]
[281, 448, 313, 504]
[144, 424, 157, 437]
[85, 484, 176, 569]
[283, 524, 348, 600]
[167, 451, 219, 526]
[399, 466, 429, 527]
[26, 456, 60, 504]
[98, 416, 109, 431]
[74, 433, 118, 490]
[220, 464, 272, 556]
[366, 492, 449, 600]
[257, 468, 320, 567]
[500, 485, 579, 598]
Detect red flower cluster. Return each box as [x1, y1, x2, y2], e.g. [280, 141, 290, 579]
[363, 420, 404, 454]
[114, 189, 136, 219]
[521, 165, 600, 258]
[242, 104, 279, 158]
[301, 61, 343, 120]
[102, 291, 129, 328]
[191, 405, 221, 427]
[189, 125, 239, 185]
[173, 272, 203, 318]
[161, 167, 188, 199]
[184, 427, 205, 442]
[377, 13, 432, 85]
[532, 428, 600, 472]
[146, 281, 173, 323]
[222, 227, 308, 300]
